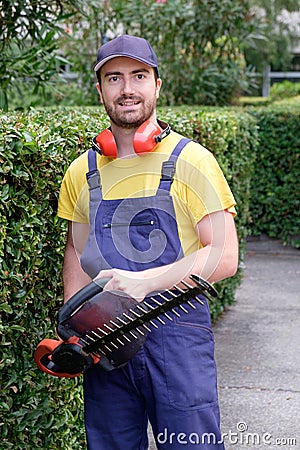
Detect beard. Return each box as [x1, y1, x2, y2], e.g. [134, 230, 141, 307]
[102, 95, 157, 130]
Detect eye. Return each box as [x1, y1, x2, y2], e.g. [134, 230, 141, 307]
[108, 76, 120, 83]
[136, 73, 146, 80]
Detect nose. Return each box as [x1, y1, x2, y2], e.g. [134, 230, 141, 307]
[121, 76, 134, 95]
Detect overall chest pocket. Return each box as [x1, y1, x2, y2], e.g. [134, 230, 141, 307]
[102, 209, 161, 253]
[96, 207, 166, 269]
[103, 210, 156, 252]
[95, 196, 183, 271]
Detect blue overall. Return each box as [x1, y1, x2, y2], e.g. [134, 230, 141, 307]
[80, 139, 225, 450]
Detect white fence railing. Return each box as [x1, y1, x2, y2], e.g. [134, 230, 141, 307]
[262, 65, 300, 96]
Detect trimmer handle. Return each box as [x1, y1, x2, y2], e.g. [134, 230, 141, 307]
[57, 278, 110, 325]
[34, 279, 109, 378]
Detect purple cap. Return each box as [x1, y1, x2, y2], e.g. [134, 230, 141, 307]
[94, 35, 159, 75]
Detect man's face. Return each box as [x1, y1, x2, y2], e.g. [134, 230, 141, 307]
[98, 57, 162, 129]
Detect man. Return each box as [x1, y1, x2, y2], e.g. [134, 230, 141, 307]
[58, 35, 238, 449]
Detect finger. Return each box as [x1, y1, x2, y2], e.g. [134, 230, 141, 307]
[94, 269, 114, 280]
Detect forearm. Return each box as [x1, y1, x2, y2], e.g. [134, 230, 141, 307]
[62, 241, 91, 302]
[143, 243, 237, 293]
[144, 212, 239, 292]
[97, 211, 239, 300]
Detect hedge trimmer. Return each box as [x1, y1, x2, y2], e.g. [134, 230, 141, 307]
[34, 275, 217, 377]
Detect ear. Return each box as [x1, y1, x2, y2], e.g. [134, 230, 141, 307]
[96, 83, 103, 103]
[155, 78, 162, 99]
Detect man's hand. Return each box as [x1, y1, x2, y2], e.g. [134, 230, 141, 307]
[95, 268, 151, 302]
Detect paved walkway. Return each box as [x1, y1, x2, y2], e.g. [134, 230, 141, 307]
[215, 237, 300, 449]
[149, 237, 300, 449]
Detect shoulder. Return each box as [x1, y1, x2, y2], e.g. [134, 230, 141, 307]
[67, 150, 89, 172]
[64, 149, 110, 181]
[165, 131, 216, 170]
[182, 140, 212, 164]
[160, 130, 211, 159]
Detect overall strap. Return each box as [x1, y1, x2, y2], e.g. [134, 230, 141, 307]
[86, 149, 102, 200]
[157, 138, 191, 194]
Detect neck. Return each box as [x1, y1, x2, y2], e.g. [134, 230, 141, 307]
[111, 126, 137, 158]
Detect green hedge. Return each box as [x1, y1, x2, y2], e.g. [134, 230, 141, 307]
[270, 82, 300, 101]
[247, 103, 300, 247]
[0, 107, 257, 449]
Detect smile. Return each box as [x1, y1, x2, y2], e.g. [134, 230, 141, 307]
[119, 101, 140, 106]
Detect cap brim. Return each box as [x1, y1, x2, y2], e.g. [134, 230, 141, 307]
[94, 54, 157, 72]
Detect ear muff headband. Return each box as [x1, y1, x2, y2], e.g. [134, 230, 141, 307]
[92, 120, 170, 158]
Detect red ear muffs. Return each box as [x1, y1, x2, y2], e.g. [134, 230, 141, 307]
[133, 121, 161, 154]
[94, 128, 118, 158]
[92, 120, 170, 158]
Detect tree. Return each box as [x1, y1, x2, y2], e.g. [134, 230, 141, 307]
[244, 0, 300, 84]
[2, 0, 279, 107]
[0, 0, 86, 110]
[56, 1, 119, 107]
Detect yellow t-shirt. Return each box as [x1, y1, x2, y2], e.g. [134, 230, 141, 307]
[58, 131, 236, 256]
